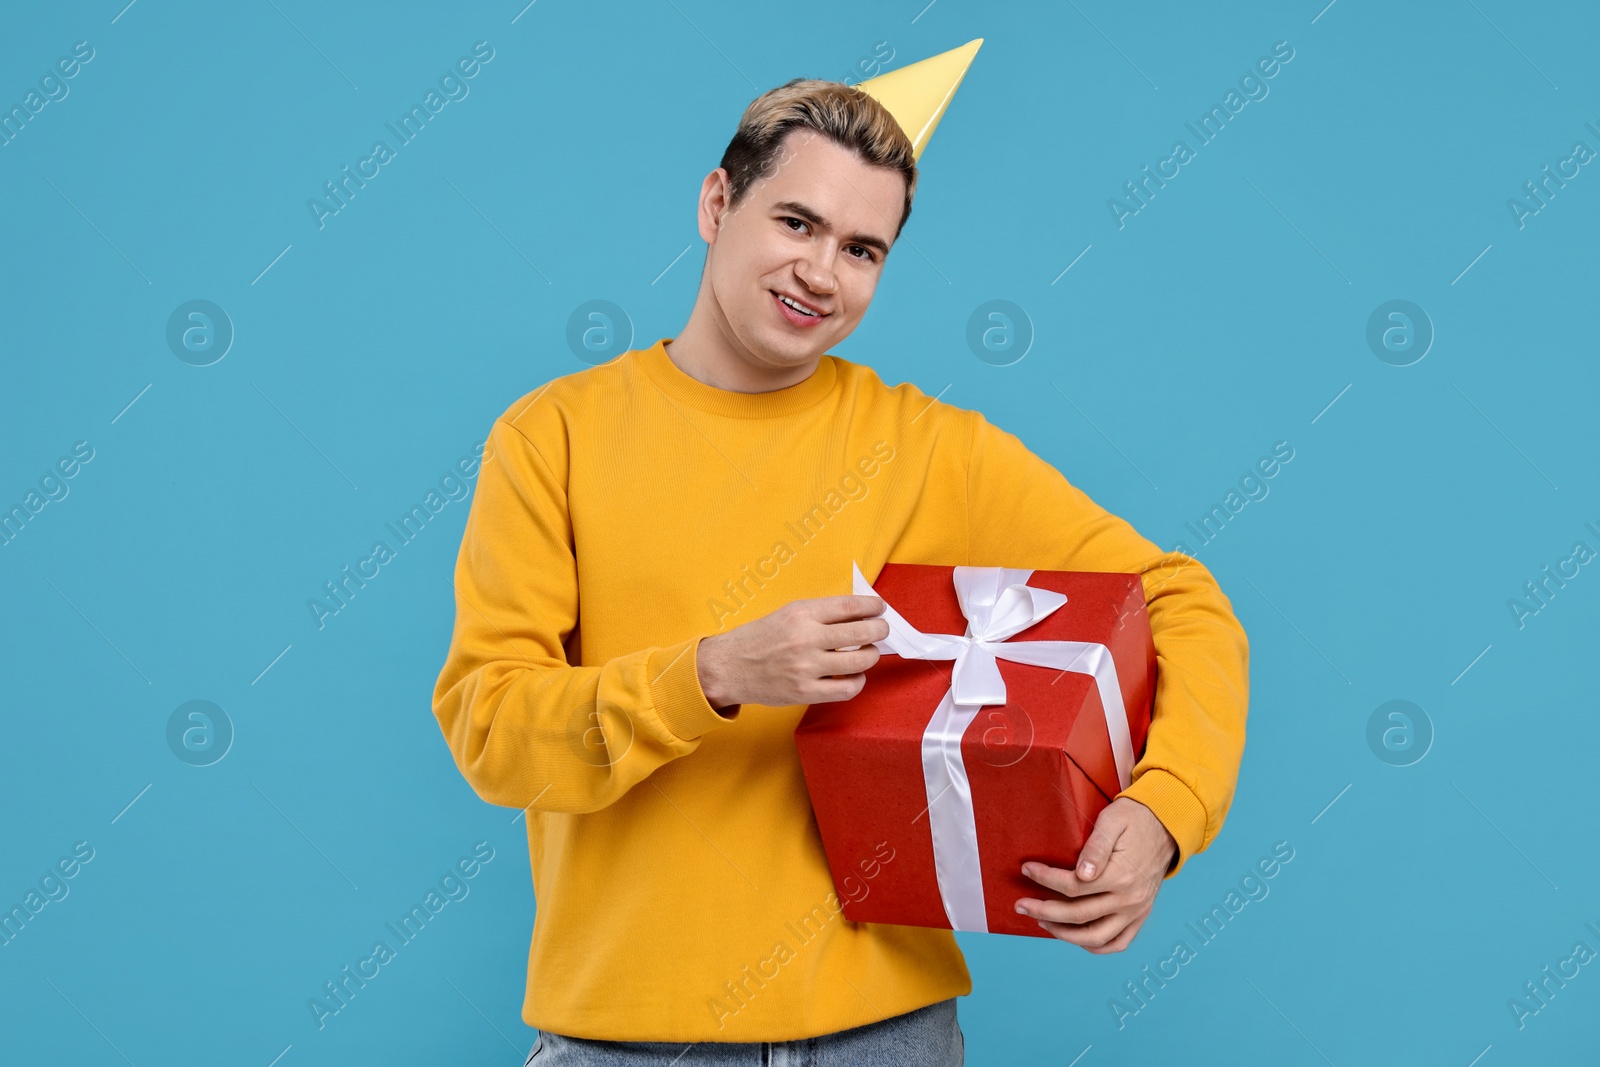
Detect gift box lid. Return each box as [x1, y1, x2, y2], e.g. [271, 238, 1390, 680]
[796, 562, 1154, 803]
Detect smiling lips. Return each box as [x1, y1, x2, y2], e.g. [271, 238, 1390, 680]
[772, 289, 829, 328]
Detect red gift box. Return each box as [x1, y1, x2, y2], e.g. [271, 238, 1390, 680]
[794, 561, 1155, 938]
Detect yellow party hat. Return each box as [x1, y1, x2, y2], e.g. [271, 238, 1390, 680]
[853, 38, 983, 163]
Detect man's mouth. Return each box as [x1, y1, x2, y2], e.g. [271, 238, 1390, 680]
[771, 289, 829, 327]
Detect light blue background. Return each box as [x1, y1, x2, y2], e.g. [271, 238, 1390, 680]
[3, 1, 1597, 1063]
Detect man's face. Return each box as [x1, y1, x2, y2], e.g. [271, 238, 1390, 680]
[697, 128, 905, 372]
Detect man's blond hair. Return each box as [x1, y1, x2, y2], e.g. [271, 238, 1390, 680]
[718, 78, 918, 242]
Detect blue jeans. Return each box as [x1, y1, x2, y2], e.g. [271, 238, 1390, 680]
[523, 998, 963, 1066]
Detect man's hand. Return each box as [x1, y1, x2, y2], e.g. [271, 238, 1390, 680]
[1013, 797, 1177, 953]
[697, 595, 889, 710]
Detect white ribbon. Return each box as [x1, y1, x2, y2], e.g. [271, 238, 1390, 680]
[850, 560, 1137, 933]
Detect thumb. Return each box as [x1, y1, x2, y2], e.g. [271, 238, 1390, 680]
[1076, 812, 1125, 882]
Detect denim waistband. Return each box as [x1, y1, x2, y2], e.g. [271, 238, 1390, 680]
[523, 997, 963, 1066]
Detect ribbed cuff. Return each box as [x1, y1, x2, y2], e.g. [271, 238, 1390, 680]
[1117, 768, 1208, 880]
[648, 636, 740, 741]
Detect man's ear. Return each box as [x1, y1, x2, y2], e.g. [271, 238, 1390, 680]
[698, 168, 732, 246]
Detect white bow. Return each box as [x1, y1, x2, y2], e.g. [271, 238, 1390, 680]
[850, 561, 1137, 932]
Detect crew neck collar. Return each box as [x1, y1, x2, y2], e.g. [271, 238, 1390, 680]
[637, 336, 839, 419]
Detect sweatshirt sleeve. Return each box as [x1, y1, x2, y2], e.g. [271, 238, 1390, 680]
[431, 413, 739, 814]
[962, 410, 1249, 879]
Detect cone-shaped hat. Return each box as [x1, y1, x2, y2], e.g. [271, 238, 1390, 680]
[853, 38, 983, 163]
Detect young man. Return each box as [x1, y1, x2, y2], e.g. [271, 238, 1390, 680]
[432, 40, 1248, 1065]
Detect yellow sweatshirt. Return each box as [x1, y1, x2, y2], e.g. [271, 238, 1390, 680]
[431, 336, 1249, 1043]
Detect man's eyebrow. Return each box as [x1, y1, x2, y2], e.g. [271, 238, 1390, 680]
[770, 200, 891, 256]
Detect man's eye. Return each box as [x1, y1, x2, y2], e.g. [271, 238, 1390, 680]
[779, 218, 873, 261]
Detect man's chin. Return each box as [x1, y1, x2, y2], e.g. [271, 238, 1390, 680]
[753, 329, 832, 368]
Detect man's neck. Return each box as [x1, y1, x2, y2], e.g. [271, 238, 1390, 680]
[665, 311, 819, 395]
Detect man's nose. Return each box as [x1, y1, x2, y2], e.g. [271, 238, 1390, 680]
[795, 249, 838, 295]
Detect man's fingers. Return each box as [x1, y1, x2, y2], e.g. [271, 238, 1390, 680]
[809, 594, 886, 624]
[808, 672, 869, 704]
[817, 646, 880, 678]
[1036, 911, 1127, 950]
[1084, 919, 1142, 955]
[1015, 891, 1117, 926]
[1075, 810, 1127, 881]
[823, 616, 891, 650]
[1021, 861, 1104, 898]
